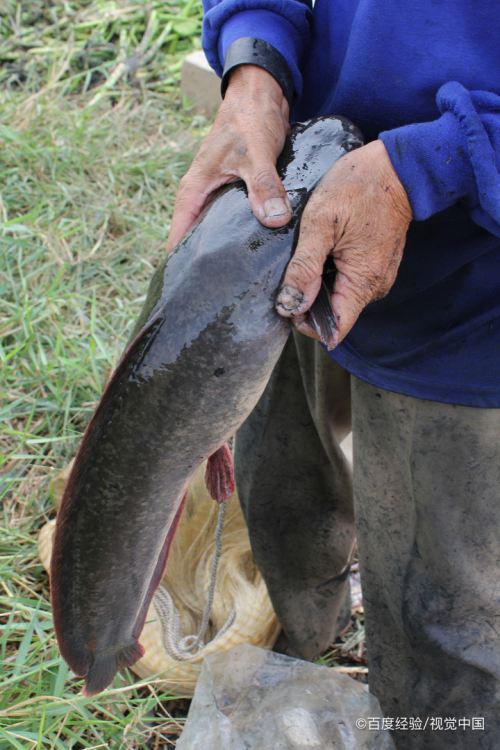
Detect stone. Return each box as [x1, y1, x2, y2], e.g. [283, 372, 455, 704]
[177, 644, 396, 749]
[181, 50, 221, 117]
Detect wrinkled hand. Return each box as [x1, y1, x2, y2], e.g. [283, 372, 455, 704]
[276, 140, 412, 347]
[166, 65, 291, 252]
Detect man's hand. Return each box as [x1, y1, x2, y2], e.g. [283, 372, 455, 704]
[166, 65, 291, 252]
[276, 140, 412, 347]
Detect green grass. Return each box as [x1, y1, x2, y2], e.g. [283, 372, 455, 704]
[0, 2, 209, 746]
[0, 0, 202, 96]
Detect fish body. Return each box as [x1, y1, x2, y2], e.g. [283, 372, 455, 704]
[51, 116, 362, 695]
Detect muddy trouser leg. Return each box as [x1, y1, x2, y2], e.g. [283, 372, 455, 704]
[352, 377, 500, 749]
[234, 332, 354, 659]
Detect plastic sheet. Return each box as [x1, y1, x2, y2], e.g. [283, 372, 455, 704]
[177, 644, 395, 749]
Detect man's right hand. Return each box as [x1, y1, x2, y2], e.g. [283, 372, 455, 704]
[166, 65, 292, 252]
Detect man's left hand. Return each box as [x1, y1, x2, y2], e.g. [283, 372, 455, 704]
[275, 139, 412, 347]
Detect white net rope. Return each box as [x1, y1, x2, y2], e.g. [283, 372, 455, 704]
[154, 502, 236, 660]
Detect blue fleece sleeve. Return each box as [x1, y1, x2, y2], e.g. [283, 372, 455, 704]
[202, 1, 312, 99]
[380, 82, 500, 237]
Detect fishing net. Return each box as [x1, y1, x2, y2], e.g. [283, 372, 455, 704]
[38, 461, 280, 695]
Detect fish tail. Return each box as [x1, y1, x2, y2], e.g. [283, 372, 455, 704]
[82, 640, 145, 697]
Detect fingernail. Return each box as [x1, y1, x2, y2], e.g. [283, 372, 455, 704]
[264, 197, 290, 219]
[276, 285, 305, 315]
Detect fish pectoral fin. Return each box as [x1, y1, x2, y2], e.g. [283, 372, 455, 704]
[205, 443, 235, 504]
[307, 279, 338, 351]
[82, 640, 144, 697]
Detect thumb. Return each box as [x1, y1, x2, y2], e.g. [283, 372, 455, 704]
[275, 206, 333, 318]
[241, 159, 292, 228]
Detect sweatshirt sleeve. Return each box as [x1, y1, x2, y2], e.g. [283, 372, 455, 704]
[202, 0, 312, 99]
[380, 82, 500, 237]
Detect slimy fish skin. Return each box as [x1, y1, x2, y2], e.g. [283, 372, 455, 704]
[50, 117, 362, 696]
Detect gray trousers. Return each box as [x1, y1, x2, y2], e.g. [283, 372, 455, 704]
[234, 332, 500, 749]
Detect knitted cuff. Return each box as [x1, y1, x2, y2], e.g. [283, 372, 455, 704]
[221, 37, 294, 107]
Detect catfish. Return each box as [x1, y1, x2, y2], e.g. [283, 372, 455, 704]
[50, 116, 362, 695]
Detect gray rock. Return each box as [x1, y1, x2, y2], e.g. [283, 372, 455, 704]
[177, 644, 395, 749]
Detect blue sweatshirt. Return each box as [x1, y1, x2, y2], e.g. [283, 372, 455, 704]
[202, 1, 500, 407]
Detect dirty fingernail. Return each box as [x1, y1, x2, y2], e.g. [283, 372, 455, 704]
[276, 285, 305, 315]
[264, 197, 290, 219]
